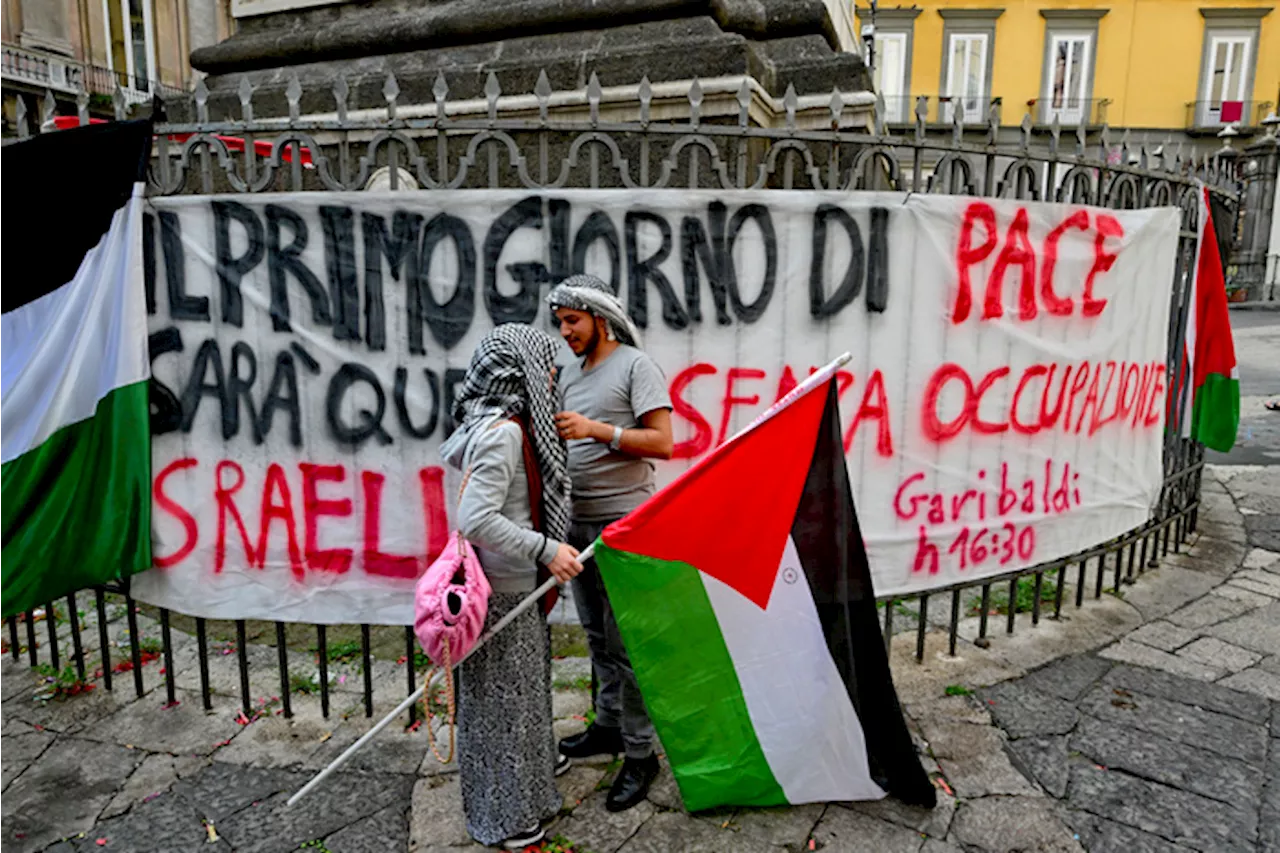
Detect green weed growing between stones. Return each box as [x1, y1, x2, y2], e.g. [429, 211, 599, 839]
[966, 571, 1060, 616]
[33, 663, 96, 702]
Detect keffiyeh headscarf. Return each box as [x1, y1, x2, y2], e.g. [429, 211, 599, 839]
[441, 324, 570, 544]
[546, 274, 643, 349]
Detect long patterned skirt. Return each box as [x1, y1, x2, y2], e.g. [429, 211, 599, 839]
[457, 591, 563, 846]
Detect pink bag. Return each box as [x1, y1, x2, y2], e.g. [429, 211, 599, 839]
[413, 531, 492, 666]
[412, 435, 495, 763]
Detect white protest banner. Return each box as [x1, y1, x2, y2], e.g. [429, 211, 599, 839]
[133, 190, 1179, 624]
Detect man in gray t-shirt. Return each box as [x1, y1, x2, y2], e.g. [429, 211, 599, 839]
[559, 346, 671, 521]
[546, 274, 673, 814]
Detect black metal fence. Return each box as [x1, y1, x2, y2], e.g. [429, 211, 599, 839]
[4, 75, 1239, 723]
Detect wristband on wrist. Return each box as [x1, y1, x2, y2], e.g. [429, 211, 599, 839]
[609, 425, 624, 450]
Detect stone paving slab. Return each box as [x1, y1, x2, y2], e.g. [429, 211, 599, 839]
[1164, 594, 1257, 629]
[1067, 764, 1257, 853]
[1261, 736, 1280, 853]
[917, 719, 1038, 798]
[320, 802, 412, 853]
[1006, 735, 1070, 798]
[1066, 812, 1192, 853]
[808, 806, 927, 853]
[1069, 714, 1264, 807]
[1100, 663, 1273, 723]
[1177, 636, 1263, 672]
[1125, 620, 1199, 652]
[207, 766, 416, 853]
[1204, 603, 1280, 656]
[1098, 638, 1228, 681]
[978, 680, 1079, 740]
[616, 810, 779, 853]
[1, 737, 145, 852]
[1015, 655, 1114, 704]
[948, 797, 1083, 853]
[1220, 668, 1280, 702]
[839, 787, 956, 839]
[1077, 681, 1270, 766]
[1243, 548, 1280, 571]
[1213, 583, 1276, 605]
[57, 789, 235, 853]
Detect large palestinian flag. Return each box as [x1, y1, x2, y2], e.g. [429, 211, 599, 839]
[1179, 184, 1239, 452]
[2, 120, 154, 618]
[594, 361, 935, 812]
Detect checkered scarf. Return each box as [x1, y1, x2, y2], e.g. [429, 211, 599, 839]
[447, 324, 570, 545]
[546, 274, 642, 349]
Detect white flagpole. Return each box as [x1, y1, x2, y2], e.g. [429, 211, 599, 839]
[286, 543, 594, 807]
[286, 351, 854, 806]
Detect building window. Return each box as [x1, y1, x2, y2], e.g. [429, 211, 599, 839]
[946, 33, 988, 120]
[103, 0, 155, 99]
[1196, 7, 1271, 127]
[1038, 10, 1106, 126]
[874, 32, 908, 119]
[855, 6, 921, 124]
[938, 9, 1002, 123]
[1204, 34, 1250, 120]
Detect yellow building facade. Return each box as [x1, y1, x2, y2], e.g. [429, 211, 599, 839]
[856, 0, 1279, 136]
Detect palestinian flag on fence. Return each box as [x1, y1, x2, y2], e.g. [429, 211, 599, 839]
[2, 120, 154, 618]
[594, 360, 936, 812]
[1180, 184, 1240, 452]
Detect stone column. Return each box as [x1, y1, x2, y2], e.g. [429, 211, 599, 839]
[1235, 119, 1279, 302]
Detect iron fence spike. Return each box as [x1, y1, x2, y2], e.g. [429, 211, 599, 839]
[287, 71, 302, 122]
[41, 88, 55, 131]
[784, 83, 797, 129]
[433, 71, 449, 103]
[194, 75, 209, 123]
[537, 69, 552, 123]
[485, 71, 501, 121]
[587, 72, 601, 125]
[333, 75, 349, 122]
[638, 75, 652, 125]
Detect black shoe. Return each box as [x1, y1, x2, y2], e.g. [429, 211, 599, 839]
[605, 755, 659, 812]
[555, 753, 572, 777]
[502, 823, 545, 851]
[558, 723, 622, 759]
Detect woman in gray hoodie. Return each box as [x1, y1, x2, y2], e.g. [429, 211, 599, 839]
[438, 324, 584, 851]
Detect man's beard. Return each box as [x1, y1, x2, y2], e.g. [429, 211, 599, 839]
[580, 322, 602, 357]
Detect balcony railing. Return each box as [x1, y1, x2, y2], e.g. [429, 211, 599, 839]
[2, 42, 187, 105]
[1185, 100, 1274, 131]
[1026, 97, 1111, 128]
[2, 43, 83, 93]
[878, 95, 1003, 127]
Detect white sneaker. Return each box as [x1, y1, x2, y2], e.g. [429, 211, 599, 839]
[502, 823, 545, 851]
